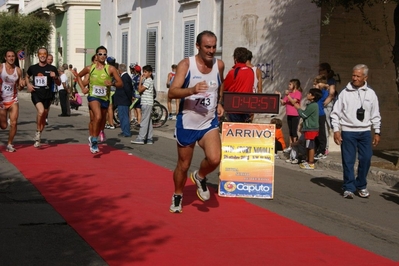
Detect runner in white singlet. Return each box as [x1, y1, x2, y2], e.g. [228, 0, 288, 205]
[167, 30, 225, 213]
[0, 50, 24, 152]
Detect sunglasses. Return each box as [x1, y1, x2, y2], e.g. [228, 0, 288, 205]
[38, 53, 47, 56]
[97, 53, 107, 56]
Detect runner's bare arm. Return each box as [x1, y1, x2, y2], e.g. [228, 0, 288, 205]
[16, 67, 24, 90]
[25, 73, 35, 92]
[75, 66, 90, 94]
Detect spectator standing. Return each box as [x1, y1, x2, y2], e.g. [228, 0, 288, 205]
[313, 75, 329, 159]
[130, 64, 142, 126]
[245, 50, 262, 122]
[25, 48, 61, 148]
[0, 50, 24, 152]
[57, 67, 70, 117]
[319, 62, 337, 155]
[223, 47, 254, 122]
[114, 63, 133, 137]
[289, 88, 322, 170]
[167, 30, 225, 213]
[166, 64, 178, 120]
[131, 65, 154, 145]
[278, 79, 302, 152]
[46, 54, 55, 125]
[73, 67, 78, 89]
[330, 64, 381, 199]
[105, 57, 117, 130]
[63, 63, 74, 115]
[245, 50, 262, 93]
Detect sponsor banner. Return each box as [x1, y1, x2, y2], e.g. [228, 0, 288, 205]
[219, 181, 273, 199]
[219, 122, 275, 199]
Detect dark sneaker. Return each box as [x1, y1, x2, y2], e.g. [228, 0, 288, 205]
[314, 153, 327, 160]
[190, 171, 210, 201]
[343, 191, 354, 199]
[169, 194, 183, 213]
[357, 188, 370, 198]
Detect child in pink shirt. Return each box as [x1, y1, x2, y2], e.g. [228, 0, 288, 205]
[280, 79, 302, 152]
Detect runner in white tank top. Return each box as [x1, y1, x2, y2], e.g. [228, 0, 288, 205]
[176, 56, 221, 131]
[167, 31, 225, 213]
[0, 63, 19, 107]
[0, 50, 24, 152]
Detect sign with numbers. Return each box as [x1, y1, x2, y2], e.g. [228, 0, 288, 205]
[223, 92, 280, 114]
[92, 85, 107, 97]
[34, 76, 47, 86]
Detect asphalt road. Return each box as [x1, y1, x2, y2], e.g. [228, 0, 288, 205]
[0, 92, 398, 264]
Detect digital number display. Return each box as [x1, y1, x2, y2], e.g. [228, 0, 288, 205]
[223, 92, 280, 114]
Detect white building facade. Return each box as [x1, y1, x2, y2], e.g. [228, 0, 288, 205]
[100, 0, 320, 99]
[100, 0, 223, 93]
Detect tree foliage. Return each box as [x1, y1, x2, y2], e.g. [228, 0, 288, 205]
[0, 12, 51, 60]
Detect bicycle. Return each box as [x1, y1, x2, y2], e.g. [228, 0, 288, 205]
[113, 100, 168, 128]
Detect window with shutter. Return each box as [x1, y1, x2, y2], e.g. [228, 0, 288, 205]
[184, 21, 195, 58]
[146, 28, 157, 71]
[122, 32, 128, 65]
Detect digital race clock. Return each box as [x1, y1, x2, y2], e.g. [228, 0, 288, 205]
[222, 92, 280, 114]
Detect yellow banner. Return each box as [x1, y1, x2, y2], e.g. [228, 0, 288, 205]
[219, 122, 275, 199]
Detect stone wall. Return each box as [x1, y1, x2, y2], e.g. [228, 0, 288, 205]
[222, 0, 321, 147]
[222, 0, 321, 92]
[320, 3, 399, 150]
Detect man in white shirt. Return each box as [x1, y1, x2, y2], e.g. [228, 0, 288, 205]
[57, 67, 69, 117]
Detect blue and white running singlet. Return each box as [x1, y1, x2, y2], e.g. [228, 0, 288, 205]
[176, 56, 221, 130]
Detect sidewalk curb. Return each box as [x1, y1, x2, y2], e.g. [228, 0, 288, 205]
[316, 159, 399, 187]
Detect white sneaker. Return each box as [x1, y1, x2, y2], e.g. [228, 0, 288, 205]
[89, 137, 99, 153]
[283, 147, 292, 153]
[33, 131, 41, 148]
[169, 194, 183, 213]
[343, 191, 354, 199]
[6, 144, 16, 152]
[190, 171, 210, 201]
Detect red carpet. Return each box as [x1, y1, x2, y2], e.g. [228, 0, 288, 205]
[2, 144, 397, 265]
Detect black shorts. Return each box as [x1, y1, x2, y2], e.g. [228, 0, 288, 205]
[31, 93, 52, 109]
